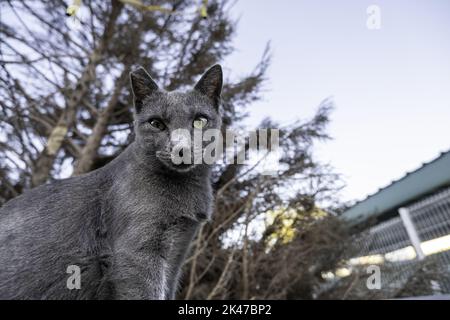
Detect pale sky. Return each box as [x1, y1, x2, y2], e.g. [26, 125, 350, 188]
[226, 0, 450, 202]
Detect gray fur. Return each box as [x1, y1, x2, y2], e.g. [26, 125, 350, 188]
[0, 65, 223, 299]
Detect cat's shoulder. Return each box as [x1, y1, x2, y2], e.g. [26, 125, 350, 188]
[0, 168, 110, 216]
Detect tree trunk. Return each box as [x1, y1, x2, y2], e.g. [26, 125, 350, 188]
[72, 68, 129, 175]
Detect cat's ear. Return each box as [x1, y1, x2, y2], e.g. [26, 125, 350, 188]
[130, 67, 159, 112]
[194, 64, 223, 108]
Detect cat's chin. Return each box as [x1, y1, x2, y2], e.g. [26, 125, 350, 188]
[155, 156, 196, 173]
[155, 151, 201, 173]
[164, 162, 197, 173]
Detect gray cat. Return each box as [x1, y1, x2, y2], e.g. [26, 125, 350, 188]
[0, 65, 223, 299]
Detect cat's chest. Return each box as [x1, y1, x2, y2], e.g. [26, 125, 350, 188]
[136, 177, 211, 222]
[110, 172, 212, 245]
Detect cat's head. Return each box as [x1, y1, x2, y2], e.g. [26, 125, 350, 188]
[130, 65, 223, 173]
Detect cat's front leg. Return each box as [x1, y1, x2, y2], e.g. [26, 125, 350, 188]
[165, 213, 209, 299]
[111, 249, 168, 300]
[165, 222, 199, 299]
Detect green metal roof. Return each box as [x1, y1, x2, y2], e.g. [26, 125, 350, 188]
[341, 150, 450, 226]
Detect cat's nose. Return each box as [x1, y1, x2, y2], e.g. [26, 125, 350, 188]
[170, 129, 191, 163]
[171, 144, 188, 158]
[174, 146, 184, 158]
[170, 144, 191, 165]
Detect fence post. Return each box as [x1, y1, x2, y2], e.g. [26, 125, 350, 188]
[399, 207, 425, 260]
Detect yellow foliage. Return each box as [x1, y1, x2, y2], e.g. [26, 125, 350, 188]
[264, 207, 327, 249]
[66, 0, 82, 17]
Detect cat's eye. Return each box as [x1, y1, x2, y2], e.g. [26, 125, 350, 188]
[149, 119, 165, 130]
[193, 116, 208, 129]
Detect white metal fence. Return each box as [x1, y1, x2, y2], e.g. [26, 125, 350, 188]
[321, 186, 450, 298]
[405, 187, 450, 293]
